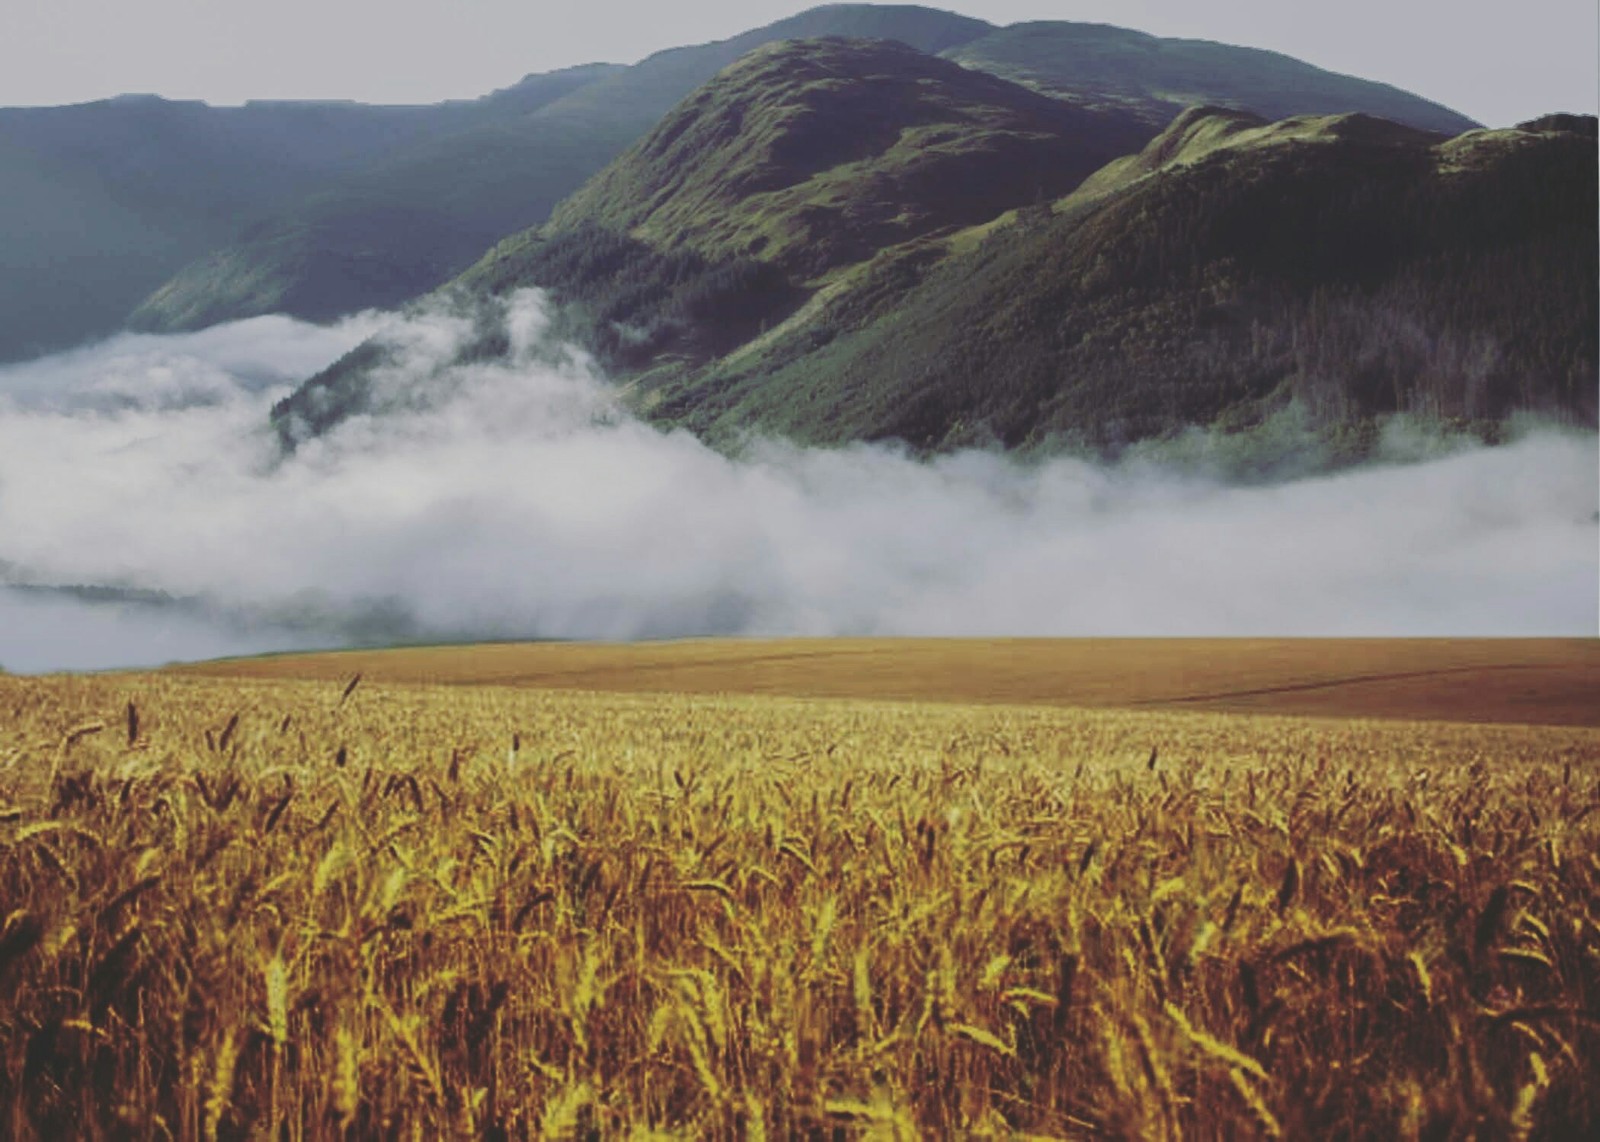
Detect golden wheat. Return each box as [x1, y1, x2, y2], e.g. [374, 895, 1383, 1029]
[0, 670, 1596, 1138]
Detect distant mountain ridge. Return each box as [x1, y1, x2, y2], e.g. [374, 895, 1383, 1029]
[272, 46, 1593, 461]
[124, 5, 995, 344]
[942, 22, 1476, 133]
[0, 3, 1493, 363]
[0, 65, 615, 360]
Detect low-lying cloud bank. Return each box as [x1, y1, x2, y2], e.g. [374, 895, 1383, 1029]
[1, 293, 1594, 673]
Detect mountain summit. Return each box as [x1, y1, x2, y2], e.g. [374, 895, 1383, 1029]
[542, 37, 1150, 276]
[108, 5, 1487, 351]
[272, 31, 1593, 458]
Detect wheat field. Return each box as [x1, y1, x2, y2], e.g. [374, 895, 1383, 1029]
[175, 638, 1600, 726]
[1, 668, 1597, 1139]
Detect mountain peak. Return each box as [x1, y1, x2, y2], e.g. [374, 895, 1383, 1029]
[544, 35, 1151, 276]
[942, 20, 1479, 134]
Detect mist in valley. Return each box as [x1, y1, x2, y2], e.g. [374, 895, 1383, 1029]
[0, 291, 1593, 673]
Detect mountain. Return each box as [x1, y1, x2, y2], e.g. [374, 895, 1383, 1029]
[273, 44, 1593, 461]
[117, 63, 630, 335]
[940, 22, 1479, 133]
[0, 95, 427, 361]
[126, 5, 994, 337]
[638, 110, 1596, 455]
[0, 69, 614, 361]
[546, 38, 1152, 275]
[128, 4, 1484, 341]
[270, 36, 1152, 439]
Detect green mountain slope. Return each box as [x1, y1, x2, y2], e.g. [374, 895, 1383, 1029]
[645, 110, 1596, 454]
[940, 23, 1479, 133]
[133, 4, 1488, 340]
[277, 76, 1592, 462]
[129, 5, 995, 335]
[543, 38, 1151, 273]
[271, 37, 1153, 440]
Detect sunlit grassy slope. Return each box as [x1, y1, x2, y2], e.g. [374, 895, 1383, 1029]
[1, 670, 1597, 1137]
[177, 638, 1600, 727]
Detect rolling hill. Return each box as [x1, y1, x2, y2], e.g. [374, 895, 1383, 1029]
[174, 637, 1600, 727]
[128, 4, 1486, 341]
[272, 35, 1592, 461]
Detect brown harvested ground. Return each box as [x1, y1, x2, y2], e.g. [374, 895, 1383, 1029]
[172, 637, 1600, 726]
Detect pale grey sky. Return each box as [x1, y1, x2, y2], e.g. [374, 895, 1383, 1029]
[2, 2, 1595, 127]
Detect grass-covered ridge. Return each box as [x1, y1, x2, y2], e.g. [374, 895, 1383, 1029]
[541, 38, 1151, 276]
[122, 5, 1491, 344]
[263, 22, 1591, 459]
[381, 100, 1594, 458]
[640, 110, 1596, 452]
[272, 37, 1153, 439]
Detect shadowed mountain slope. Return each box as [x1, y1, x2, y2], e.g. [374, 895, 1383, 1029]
[274, 82, 1593, 460]
[0, 68, 618, 362]
[270, 37, 1153, 439]
[641, 110, 1595, 454]
[0, 95, 439, 361]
